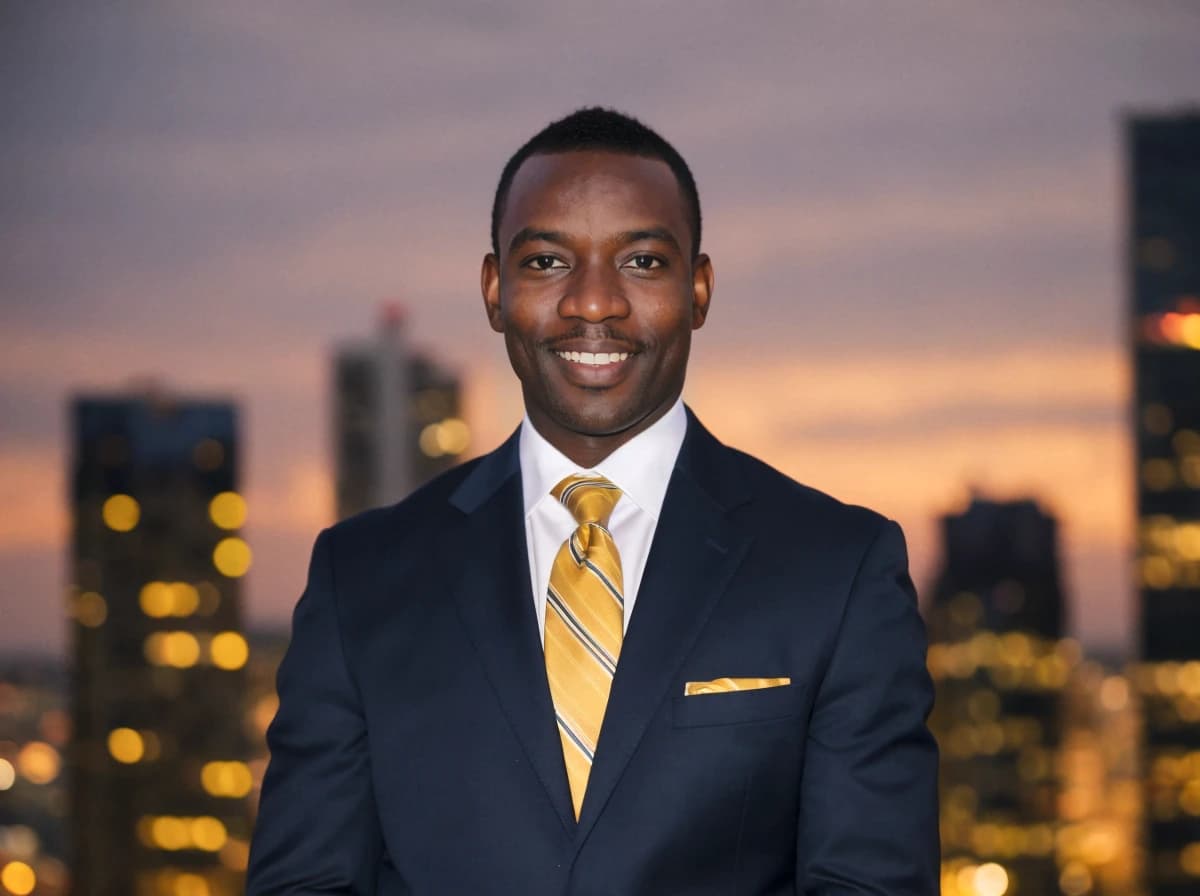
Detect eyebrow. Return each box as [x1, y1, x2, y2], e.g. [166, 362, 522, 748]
[506, 226, 683, 256]
[618, 228, 682, 253]
[507, 228, 569, 256]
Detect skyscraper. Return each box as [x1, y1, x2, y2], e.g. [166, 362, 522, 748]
[333, 306, 467, 519]
[1129, 110, 1200, 895]
[69, 389, 252, 896]
[926, 497, 1071, 896]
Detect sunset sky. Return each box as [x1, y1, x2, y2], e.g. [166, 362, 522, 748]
[3, 2, 1199, 655]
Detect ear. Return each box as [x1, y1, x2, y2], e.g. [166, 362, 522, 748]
[481, 253, 504, 333]
[690, 253, 713, 330]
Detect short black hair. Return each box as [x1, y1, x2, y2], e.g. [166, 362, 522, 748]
[490, 106, 702, 258]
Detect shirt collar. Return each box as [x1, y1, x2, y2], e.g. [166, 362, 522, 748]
[518, 398, 687, 520]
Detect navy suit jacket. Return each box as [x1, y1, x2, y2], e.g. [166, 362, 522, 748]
[247, 411, 939, 895]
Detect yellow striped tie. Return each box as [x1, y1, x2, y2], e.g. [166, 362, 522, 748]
[545, 473, 624, 820]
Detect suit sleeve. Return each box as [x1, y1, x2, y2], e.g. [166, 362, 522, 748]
[797, 519, 939, 895]
[247, 528, 383, 895]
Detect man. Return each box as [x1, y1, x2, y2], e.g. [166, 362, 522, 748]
[248, 107, 938, 895]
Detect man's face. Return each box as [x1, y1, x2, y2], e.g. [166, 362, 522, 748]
[482, 150, 713, 463]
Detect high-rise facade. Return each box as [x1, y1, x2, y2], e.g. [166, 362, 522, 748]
[1129, 111, 1200, 894]
[334, 307, 467, 519]
[926, 497, 1071, 896]
[69, 391, 253, 896]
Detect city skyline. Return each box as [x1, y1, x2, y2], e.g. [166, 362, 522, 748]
[4, 3, 1200, 657]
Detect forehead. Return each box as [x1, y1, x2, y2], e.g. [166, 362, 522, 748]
[500, 151, 689, 247]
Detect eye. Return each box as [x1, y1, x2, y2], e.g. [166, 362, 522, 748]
[623, 254, 664, 271]
[522, 254, 568, 272]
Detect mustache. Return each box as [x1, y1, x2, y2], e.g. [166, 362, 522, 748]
[541, 326, 645, 352]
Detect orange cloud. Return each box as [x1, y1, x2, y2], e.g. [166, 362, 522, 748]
[0, 444, 67, 549]
[682, 345, 1132, 647]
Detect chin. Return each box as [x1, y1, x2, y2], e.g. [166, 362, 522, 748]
[563, 403, 661, 439]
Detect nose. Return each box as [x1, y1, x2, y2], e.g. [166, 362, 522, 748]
[558, 258, 631, 322]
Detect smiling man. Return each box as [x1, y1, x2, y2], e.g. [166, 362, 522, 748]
[248, 108, 939, 895]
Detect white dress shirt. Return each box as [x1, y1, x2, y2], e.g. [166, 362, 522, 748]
[519, 399, 687, 640]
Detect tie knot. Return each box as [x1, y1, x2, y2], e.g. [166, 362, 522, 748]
[552, 474, 622, 527]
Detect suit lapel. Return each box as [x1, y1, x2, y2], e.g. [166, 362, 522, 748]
[573, 413, 753, 843]
[447, 432, 576, 830]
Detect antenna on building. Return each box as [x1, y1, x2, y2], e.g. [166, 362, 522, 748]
[379, 301, 407, 336]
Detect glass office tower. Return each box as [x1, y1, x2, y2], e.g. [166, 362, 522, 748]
[1128, 111, 1200, 895]
[927, 497, 1070, 896]
[333, 306, 466, 519]
[69, 391, 252, 896]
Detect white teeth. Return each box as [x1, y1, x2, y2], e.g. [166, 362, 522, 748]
[555, 351, 630, 366]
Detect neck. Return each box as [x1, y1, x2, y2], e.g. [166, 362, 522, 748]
[526, 398, 679, 470]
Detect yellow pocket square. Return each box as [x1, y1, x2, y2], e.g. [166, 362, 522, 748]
[684, 677, 791, 696]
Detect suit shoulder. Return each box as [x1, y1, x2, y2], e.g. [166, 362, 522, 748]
[321, 455, 483, 550]
[722, 444, 892, 541]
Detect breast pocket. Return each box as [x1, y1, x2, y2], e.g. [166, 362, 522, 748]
[671, 682, 806, 729]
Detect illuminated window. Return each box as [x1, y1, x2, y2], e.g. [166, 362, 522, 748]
[213, 538, 252, 578]
[15, 741, 60, 784]
[210, 632, 248, 670]
[190, 816, 227, 851]
[140, 582, 173, 618]
[73, 591, 108, 627]
[1099, 675, 1130, 711]
[1177, 524, 1200, 560]
[419, 418, 471, 457]
[144, 631, 201, 668]
[208, 492, 247, 530]
[1059, 861, 1092, 895]
[220, 836, 250, 871]
[1142, 556, 1175, 589]
[1183, 456, 1200, 488]
[201, 761, 254, 798]
[174, 872, 211, 896]
[1182, 842, 1200, 876]
[1142, 459, 1177, 491]
[173, 582, 200, 615]
[142, 815, 228, 853]
[1184, 314, 1200, 350]
[1180, 781, 1200, 815]
[973, 862, 1009, 896]
[0, 861, 36, 896]
[102, 494, 140, 531]
[141, 581, 202, 618]
[107, 727, 145, 764]
[1175, 429, 1200, 455]
[151, 816, 189, 850]
[1144, 308, 1200, 349]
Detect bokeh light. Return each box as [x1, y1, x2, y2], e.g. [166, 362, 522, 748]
[0, 862, 35, 896]
[208, 491, 247, 530]
[210, 632, 249, 670]
[101, 494, 140, 531]
[107, 727, 145, 764]
[213, 537, 252, 578]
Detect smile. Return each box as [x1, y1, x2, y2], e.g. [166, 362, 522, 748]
[555, 351, 630, 366]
